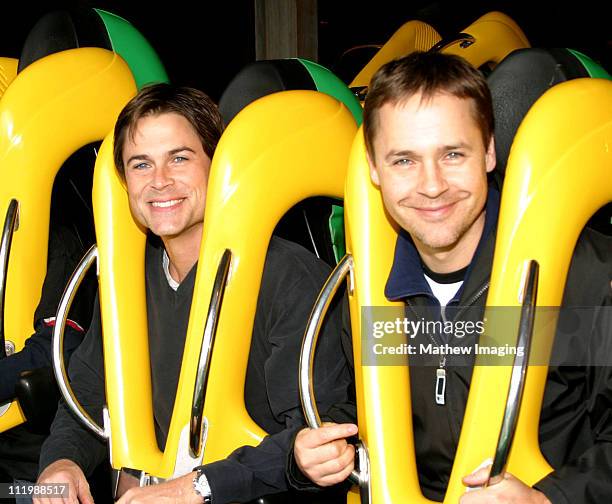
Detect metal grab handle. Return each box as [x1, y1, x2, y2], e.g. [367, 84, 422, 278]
[52, 245, 107, 439]
[299, 255, 367, 489]
[0, 199, 19, 359]
[429, 32, 476, 52]
[487, 260, 539, 486]
[189, 249, 231, 458]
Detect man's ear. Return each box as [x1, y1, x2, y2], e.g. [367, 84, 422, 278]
[367, 150, 381, 186]
[485, 135, 496, 174]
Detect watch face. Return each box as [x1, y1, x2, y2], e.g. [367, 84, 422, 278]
[193, 470, 212, 501]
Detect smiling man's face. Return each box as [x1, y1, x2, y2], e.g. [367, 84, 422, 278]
[368, 91, 496, 267]
[122, 112, 211, 244]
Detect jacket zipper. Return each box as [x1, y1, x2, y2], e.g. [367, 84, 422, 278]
[405, 281, 490, 405]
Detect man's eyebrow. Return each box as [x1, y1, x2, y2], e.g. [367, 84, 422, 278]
[442, 142, 472, 151]
[168, 146, 197, 156]
[125, 153, 151, 165]
[384, 149, 419, 163]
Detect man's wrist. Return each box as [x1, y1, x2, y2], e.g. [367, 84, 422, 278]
[192, 468, 212, 503]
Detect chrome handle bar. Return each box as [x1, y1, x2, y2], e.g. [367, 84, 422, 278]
[52, 245, 107, 439]
[488, 260, 539, 485]
[189, 249, 232, 458]
[0, 199, 19, 359]
[299, 254, 368, 492]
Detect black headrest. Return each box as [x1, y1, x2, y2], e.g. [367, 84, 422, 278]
[218, 59, 316, 125]
[488, 48, 590, 176]
[18, 9, 111, 73]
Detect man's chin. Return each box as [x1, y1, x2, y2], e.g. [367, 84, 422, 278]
[410, 228, 460, 252]
[148, 225, 182, 240]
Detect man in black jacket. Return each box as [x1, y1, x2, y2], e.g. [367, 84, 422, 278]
[35, 84, 351, 504]
[292, 51, 612, 503]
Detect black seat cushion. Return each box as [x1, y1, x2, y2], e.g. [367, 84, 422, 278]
[218, 59, 317, 125]
[18, 9, 111, 73]
[218, 60, 346, 266]
[488, 48, 589, 176]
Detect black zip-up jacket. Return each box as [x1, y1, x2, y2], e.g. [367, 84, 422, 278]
[387, 192, 612, 503]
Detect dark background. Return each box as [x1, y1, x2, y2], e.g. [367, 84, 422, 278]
[1, 0, 609, 100]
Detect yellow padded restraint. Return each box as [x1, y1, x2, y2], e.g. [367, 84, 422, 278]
[93, 90, 357, 477]
[0, 57, 18, 98]
[350, 11, 529, 91]
[0, 48, 135, 432]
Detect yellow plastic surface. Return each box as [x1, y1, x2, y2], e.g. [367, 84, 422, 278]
[345, 130, 421, 503]
[0, 57, 18, 98]
[442, 11, 530, 68]
[350, 11, 529, 91]
[350, 21, 441, 88]
[0, 48, 136, 432]
[345, 78, 611, 502]
[449, 78, 612, 499]
[94, 90, 357, 477]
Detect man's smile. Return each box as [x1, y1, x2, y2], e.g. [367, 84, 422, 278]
[149, 198, 186, 209]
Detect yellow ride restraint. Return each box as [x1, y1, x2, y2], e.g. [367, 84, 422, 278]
[350, 11, 529, 91]
[0, 58, 18, 98]
[92, 90, 357, 478]
[0, 48, 136, 432]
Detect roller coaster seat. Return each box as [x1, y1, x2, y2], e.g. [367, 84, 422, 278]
[8, 12, 104, 432]
[219, 59, 361, 266]
[488, 47, 611, 234]
[4, 7, 164, 435]
[17, 9, 113, 73]
[489, 48, 610, 176]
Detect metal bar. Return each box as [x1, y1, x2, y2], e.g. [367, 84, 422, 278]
[487, 260, 539, 485]
[0, 199, 19, 359]
[429, 32, 475, 52]
[298, 254, 364, 487]
[52, 245, 107, 439]
[189, 249, 232, 458]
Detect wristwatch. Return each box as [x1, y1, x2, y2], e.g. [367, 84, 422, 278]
[192, 468, 212, 503]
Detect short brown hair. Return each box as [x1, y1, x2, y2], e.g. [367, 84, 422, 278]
[363, 51, 494, 159]
[113, 83, 224, 177]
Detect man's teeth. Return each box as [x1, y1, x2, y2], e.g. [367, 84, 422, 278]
[151, 199, 182, 208]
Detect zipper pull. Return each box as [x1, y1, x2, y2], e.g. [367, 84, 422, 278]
[435, 367, 446, 405]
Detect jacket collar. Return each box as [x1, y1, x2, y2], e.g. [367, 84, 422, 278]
[385, 187, 500, 304]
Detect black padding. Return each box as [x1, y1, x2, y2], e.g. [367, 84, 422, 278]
[488, 48, 589, 175]
[18, 9, 111, 73]
[15, 367, 60, 435]
[273, 197, 341, 267]
[50, 143, 98, 256]
[218, 59, 316, 125]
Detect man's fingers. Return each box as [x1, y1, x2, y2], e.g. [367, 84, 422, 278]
[297, 437, 349, 471]
[299, 423, 358, 449]
[36, 460, 92, 504]
[462, 466, 491, 487]
[462, 458, 493, 487]
[77, 481, 95, 504]
[314, 444, 356, 486]
[319, 442, 355, 475]
[294, 424, 359, 486]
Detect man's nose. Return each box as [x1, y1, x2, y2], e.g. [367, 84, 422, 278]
[417, 161, 449, 198]
[150, 165, 173, 189]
